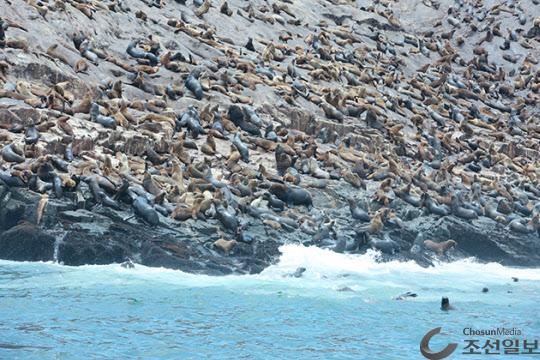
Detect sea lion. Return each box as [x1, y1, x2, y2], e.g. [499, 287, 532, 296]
[1, 143, 24, 163]
[132, 195, 160, 226]
[423, 239, 457, 255]
[120, 259, 135, 269]
[232, 133, 249, 162]
[394, 291, 418, 300]
[368, 236, 400, 254]
[126, 40, 159, 66]
[36, 193, 49, 225]
[441, 296, 455, 311]
[90, 102, 117, 129]
[275, 144, 293, 175]
[213, 238, 237, 254]
[24, 124, 40, 145]
[348, 198, 370, 222]
[422, 193, 450, 216]
[215, 201, 239, 233]
[509, 214, 539, 233]
[269, 183, 312, 208]
[185, 68, 204, 100]
[450, 195, 478, 220]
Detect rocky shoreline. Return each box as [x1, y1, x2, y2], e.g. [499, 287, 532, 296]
[1, 0, 540, 274]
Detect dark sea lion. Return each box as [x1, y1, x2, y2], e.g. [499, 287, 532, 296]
[441, 296, 455, 311]
[90, 103, 117, 129]
[177, 106, 205, 138]
[394, 291, 418, 300]
[227, 105, 261, 136]
[422, 193, 450, 216]
[263, 192, 285, 211]
[0, 170, 27, 187]
[132, 195, 160, 226]
[126, 40, 159, 66]
[286, 267, 306, 278]
[450, 195, 478, 220]
[269, 183, 312, 208]
[185, 68, 204, 100]
[368, 237, 399, 254]
[120, 259, 135, 269]
[24, 124, 40, 145]
[215, 201, 239, 233]
[509, 214, 539, 233]
[1, 143, 25, 163]
[348, 198, 370, 222]
[232, 133, 249, 163]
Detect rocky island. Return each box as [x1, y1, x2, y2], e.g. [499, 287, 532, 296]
[1, 0, 540, 275]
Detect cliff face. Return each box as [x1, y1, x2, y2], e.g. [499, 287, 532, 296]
[0, 0, 540, 274]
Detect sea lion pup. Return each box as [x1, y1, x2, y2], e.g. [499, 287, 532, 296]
[423, 239, 457, 255]
[441, 296, 455, 311]
[1, 143, 25, 163]
[269, 183, 312, 208]
[213, 238, 237, 254]
[185, 68, 204, 100]
[348, 198, 370, 222]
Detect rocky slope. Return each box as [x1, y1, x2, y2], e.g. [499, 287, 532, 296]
[0, 0, 539, 274]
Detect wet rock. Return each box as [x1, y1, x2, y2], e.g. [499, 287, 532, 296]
[58, 230, 127, 265]
[0, 221, 55, 261]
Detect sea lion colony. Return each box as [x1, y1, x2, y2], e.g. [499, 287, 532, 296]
[0, 0, 539, 269]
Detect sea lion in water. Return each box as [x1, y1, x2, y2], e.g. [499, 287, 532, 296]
[394, 291, 418, 300]
[121, 259, 135, 269]
[441, 296, 455, 311]
[423, 239, 457, 255]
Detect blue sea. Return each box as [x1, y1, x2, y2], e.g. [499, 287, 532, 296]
[1, 245, 539, 359]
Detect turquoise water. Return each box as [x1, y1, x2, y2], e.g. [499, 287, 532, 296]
[1, 245, 539, 359]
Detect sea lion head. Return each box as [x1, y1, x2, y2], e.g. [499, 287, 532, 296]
[444, 239, 457, 250]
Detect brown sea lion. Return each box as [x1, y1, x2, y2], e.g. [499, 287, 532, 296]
[423, 239, 457, 255]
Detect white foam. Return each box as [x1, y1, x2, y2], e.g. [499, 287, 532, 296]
[1, 245, 539, 295]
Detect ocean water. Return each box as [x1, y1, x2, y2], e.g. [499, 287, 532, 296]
[1, 245, 539, 360]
